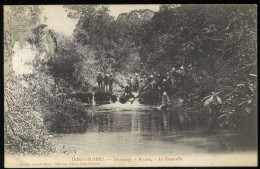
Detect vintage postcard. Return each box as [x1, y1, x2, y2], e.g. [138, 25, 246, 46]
[4, 4, 257, 167]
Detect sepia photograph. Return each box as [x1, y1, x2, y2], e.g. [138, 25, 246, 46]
[4, 4, 257, 167]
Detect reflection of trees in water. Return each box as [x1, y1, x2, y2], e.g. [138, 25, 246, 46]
[98, 112, 114, 132]
[159, 109, 209, 132]
[161, 111, 173, 133]
[89, 108, 209, 133]
[160, 110, 183, 133]
[131, 113, 141, 133]
[87, 111, 114, 132]
[177, 108, 191, 129]
[81, 106, 257, 154]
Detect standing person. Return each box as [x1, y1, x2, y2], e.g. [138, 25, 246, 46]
[135, 73, 140, 91]
[113, 72, 117, 92]
[165, 72, 171, 84]
[143, 75, 147, 85]
[156, 73, 162, 87]
[147, 75, 155, 90]
[170, 67, 176, 86]
[108, 74, 114, 92]
[153, 72, 157, 78]
[165, 72, 172, 95]
[129, 77, 134, 90]
[179, 66, 186, 91]
[139, 79, 144, 92]
[161, 79, 168, 93]
[97, 72, 103, 91]
[170, 67, 177, 96]
[180, 65, 185, 75]
[130, 77, 134, 91]
[175, 67, 183, 90]
[188, 64, 193, 73]
[103, 74, 109, 91]
[148, 75, 154, 83]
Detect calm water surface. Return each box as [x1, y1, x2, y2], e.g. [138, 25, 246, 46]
[54, 101, 256, 156]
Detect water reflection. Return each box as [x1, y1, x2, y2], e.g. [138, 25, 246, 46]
[55, 102, 256, 156]
[89, 105, 202, 135]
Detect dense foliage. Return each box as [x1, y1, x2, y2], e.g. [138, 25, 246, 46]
[139, 5, 256, 86]
[4, 6, 80, 156]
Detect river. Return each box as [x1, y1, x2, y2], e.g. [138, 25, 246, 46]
[53, 100, 256, 157]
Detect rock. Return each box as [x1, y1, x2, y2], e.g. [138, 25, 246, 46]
[138, 91, 161, 105]
[77, 92, 93, 103]
[160, 105, 170, 111]
[119, 96, 128, 104]
[119, 93, 135, 104]
[110, 94, 117, 103]
[67, 92, 93, 103]
[94, 91, 111, 104]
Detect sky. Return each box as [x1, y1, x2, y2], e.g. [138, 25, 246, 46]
[41, 5, 160, 36]
[109, 5, 160, 18]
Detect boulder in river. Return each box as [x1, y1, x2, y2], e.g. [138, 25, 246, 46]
[119, 93, 135, 104]
[94, 91, 117, 104]
[110, 94, 118, 103]
[138, 90, 161, 105]
[119, 96, 128, 104]
[67, 92, 93, 103]
[77, 92, 93, 103]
